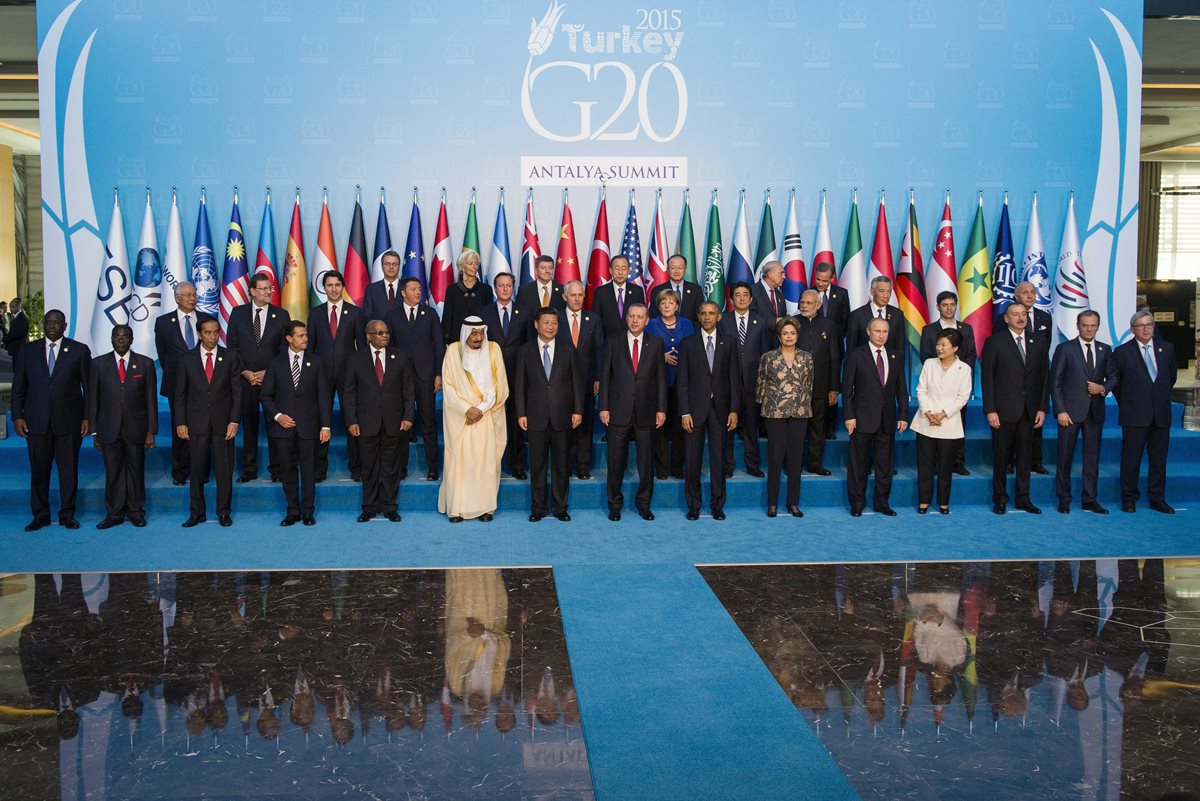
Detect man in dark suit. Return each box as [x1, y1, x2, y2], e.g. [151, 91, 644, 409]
[384, 276, 445, 480]
[718, 282, 768, 477]
[479, 272, 529, 479]
[750, 261, 788, 337]
[1050, 310, 1117, 514]
[307, 270, 366, 482]
[599, 303, 668, 521]
[363, 249, 404, 324]
[516, 254, 566, 316]
[677, 301, 741, 520]
[649, 255, 703, 323]
[1003, 281, 1054, 474]
[795, 290, 840, 475]
[11, 309, 92, 531]
[155, 283, 214, 485]
[842, 318, 909, 516]
[3, 296, 29, 363]
[89, 325, 157, 529]
[1113, 311, 1178, 514]
[343, 319, 415, 522]
[593, 255, 647, 339]
[175, 318, 243, 527]
[810, 263, 850, 441]
[847, 276, 905, 371]
[558, 280, 604, 479]
[262, 321, 333, 526]
[981, 304, 1049, 515]
[919, 291, 977, 476]
[226, 272, 290, 482]
[515, 308, 585, 522]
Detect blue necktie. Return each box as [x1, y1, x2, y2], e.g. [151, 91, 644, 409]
[542, 343, 552, 379]
[502, 306, 510, 337]
[184, 315, 195, 348]
[1143, 344, 1158, 381]
[47, 342, 57, 374]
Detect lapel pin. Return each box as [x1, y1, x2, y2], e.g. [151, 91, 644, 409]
[130, 363, 136, 369]
[390, 354, 395, 359]
[306, 362, 311, 367]
[218, 356, 223, 361]
[63, 346, 69, 352]
[271, 313, 277, 319]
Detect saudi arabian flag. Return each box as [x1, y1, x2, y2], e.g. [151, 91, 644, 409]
[675, 190, 697, 283]
[702, 191, 726, 308]
[462, 191, 480, 263]
[753, 193, 777, 280]
[957, 198, 992, 356]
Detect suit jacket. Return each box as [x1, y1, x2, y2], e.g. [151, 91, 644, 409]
[599, 333, 668, 428]
[154, 310, 216, 398]
[919, 320, 977, 370]
[718, 311, 771, 399]
[676, 329, 741, 425]
[3, 309, 30, 360]
[174, 346, 244, 434]
[261, 351, 333, 439]
[750, 281, 787, 330]
[11, 338, 92, 436]
[363, 279, 403, 323]
[556, 307, 605, 385]
[649, 280, 703, 322]
[517, 280, 566, 316]
[88, 350, 158, 444]
[795, 315, 841, 397]
[815, 284, 850, 343]
[1113, 337, 1177, 428]
[307, 302, 367, 382]
[593, 281, 647, 340]
[342, 347, 416, 437]
[842, 344, 909, 435]
[980, 328, 1050, 423]
[514, 339, 585, 431]
[1050, 337, 1116, 424]
[384, 303, 445, 382]
[847, 304, 906, 372]
[479, 302, 529, 380]
[226, 303, 290, 372]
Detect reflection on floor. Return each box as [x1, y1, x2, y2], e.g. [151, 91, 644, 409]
[700, 559, 1200, 801]
[0, 569, 593, 801]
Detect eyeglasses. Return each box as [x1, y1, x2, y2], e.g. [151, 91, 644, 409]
[1132, 322, 1155, 330]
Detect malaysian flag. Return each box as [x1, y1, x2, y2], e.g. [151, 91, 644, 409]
[219, 190, 249, 344]
[621, 191, 644, 289]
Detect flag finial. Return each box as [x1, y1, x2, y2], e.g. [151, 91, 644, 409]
[145, 186, 151, 202]
[114, 186, 119, 203]
[233, 185, 239, 204]
[172, 186, 177, 202]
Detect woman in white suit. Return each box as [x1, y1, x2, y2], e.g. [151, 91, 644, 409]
[911, 328, 973, 514]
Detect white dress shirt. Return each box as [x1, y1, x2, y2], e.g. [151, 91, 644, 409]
[178, 312, 199, 343]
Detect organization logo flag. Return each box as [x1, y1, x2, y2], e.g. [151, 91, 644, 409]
[702, 190, 726, 309]
[781, 188, 807, 313]
[281, 191, 309, 323]
[219, 189, 250, 344]
[1019, 193, 1053, 312]
[645, 189, 670, 291]
[130, 191, 164, 354]
[429, 192, 454, 313]
[161, 189, 189, 320]
[812, 191, 837, 286]
[868, 192, 896, 306]
[254, 189, 280, 306]
[402, 190, 428, 299]
[343, 189, 370, 306]
[371, 189, 392, 283]
[675, 189, 697, 283]
[190, 190, 219, 318]
[584, 191, 611, 309]
[486, 189, 513, 285]
[520, 190, 540, 286]
[958, 194, 992, 355]
[554, 190, 581, 284]
[753, 191, 777, 281]
[839, 191, 868, 308]
[926, 195, 957, 314]
[90, 191, 130, 350]
[1053, 194, 1091, 340]
[462, 189, 480, 266]
[896, 193, 930, 352]
[310, 190, 338, 308]
[620, 191, 644, 289]
[991, 194, 1017, 315]
[726, 189, 754, 290]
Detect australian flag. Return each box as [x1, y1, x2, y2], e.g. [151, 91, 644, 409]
[621, 198, 644, 290]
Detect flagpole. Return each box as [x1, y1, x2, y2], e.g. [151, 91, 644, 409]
[355, 184, 361, 205]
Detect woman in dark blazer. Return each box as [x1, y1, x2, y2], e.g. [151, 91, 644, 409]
[756, 317, 814, 518]
[441, 251, 494, 344]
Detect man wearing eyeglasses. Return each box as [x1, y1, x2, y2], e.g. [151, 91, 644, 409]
[1112, 311, 1177, 514]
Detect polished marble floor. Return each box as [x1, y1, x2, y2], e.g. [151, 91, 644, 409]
[0, 568, 592, 801]
[700, 559, 1200, 801]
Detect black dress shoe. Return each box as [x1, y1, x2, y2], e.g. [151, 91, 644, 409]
[1016, 502, 1042, 515]
[1006, 464, 1014, 475]
[686, 510, 700, 521]
[383, 511, 402, 522]
[713, 509, 726, 520]
[579, 471, 592, 480]
[724, 467, 734, 478]
[427, 471, 441, 481]
[608, 510, 621, 521]
[891, 468, 898, 477]
[1121, 502, 1136, 513]
[218, 515, 233, 527]
[25, 518, 51, 532]
[130, 517, 147, 528]
[1032, 466, 1049, 475]
[953, 466, 971, 476]
[529, 513, 544, 522]
[826, 431, 836, 440]
[172, 478, 187, 486]
[938, 506, 950, 515]
[182, 516, 206, 528]
[746, 467, 764, 478]
[874, 506, 897, 517]
[315, 474, 327, 484]
[670, 471, 686, 480]
[60, 518, 81, 529]
[917, 506, 929, 515]
[398, 470, 408, 481]
[237, 473, 257, 483]
[1058, 500, 1071, 514]
[97, 518, 124, 530]
[788, 506, 804, 518]
[357, 512, 375, 523]
[639, 510, 655, 521]
[350, 473, 363, 482]
[1151, 501, 1176, 515]
[655, 471, 669, 480]
[767, 506, 777, 518]
[555, 512, 571, 522]
[510, 470, 525, 480]
[1082, 502, 1109, 515]
[302, 515, 316, 526]
[807, 466, 832, 476]
[850, 508, 863, 517]
[449, 516, 464, 523]
[281, 516, 299, 527]
[271, 475, 282, 483]
[993, 503, 1006, 515]
[479, 513, 494, 522]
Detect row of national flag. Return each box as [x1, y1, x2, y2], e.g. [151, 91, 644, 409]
[90, 187, 1095, 358]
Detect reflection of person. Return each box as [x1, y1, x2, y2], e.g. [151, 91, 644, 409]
[649, 254, 703, 323]
[445, 569, 511, 715]
[439, 318, 509, 522]
[155, 283, 214, 485]
[89, 325, 157, 529]
[910, 329, 971, 514]
[843, 317, 909, 516]
[919, 291, 976, 475]
[306, 270, 366, 482]
[645, 289, 694, 479]
[11, 309, 92, 531]
[756, 317, 813, 518]
[718, 282, 769, 477]
[384, 276, 445, 481]
[1113, 312, 1177, 514]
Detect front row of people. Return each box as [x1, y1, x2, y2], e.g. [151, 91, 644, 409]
[9, 297, 1177, 529]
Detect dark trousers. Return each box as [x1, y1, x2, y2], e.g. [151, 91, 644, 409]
[100, 437, 147, 520]
[607, 422, 655, 512]
[764, 417, 806, 508]
[953, 408, 967, 471]
[684, 410, 729, 513]
[569, 391, 596, 471]
[992, 414, 1033, 505]
[1008, 420, 1045, 471]
[189, 433, 234, 518]
[916, 433, 957, 508]
[1120, 424, 1170, 504]
[239, 384, 280, 479]
[654, 386, 685, 478]
[805, 393, 829, 469]
[27, 432, 82, 522]
[528, 427, 570, 515]
[277, 435, 317, 516]
[400, 378, 438, 475]
[360, 431, 402, 514]
[316, 379, 360, 480]
[848, 427, 894, 511]
[167, 394, 191, 482]
[726, 401, 761, 472]
[502, 396, 527, 474]
[1056, 415, 1103, 504]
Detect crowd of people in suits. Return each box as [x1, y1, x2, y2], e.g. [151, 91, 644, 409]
[6, 250, 1179, 529]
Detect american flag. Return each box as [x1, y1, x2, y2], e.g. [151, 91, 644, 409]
[621, 194, 644, 289]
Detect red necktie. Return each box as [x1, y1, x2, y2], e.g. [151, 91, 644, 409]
[631, 337, 640, 374]
[387, 283, 396, 308]
[118, 357, 126, 383]
[770, 288, 778, 317]
[205, 351, 214, 384]
[374, 351, 384, 386]
[330, 306, 338, 339]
